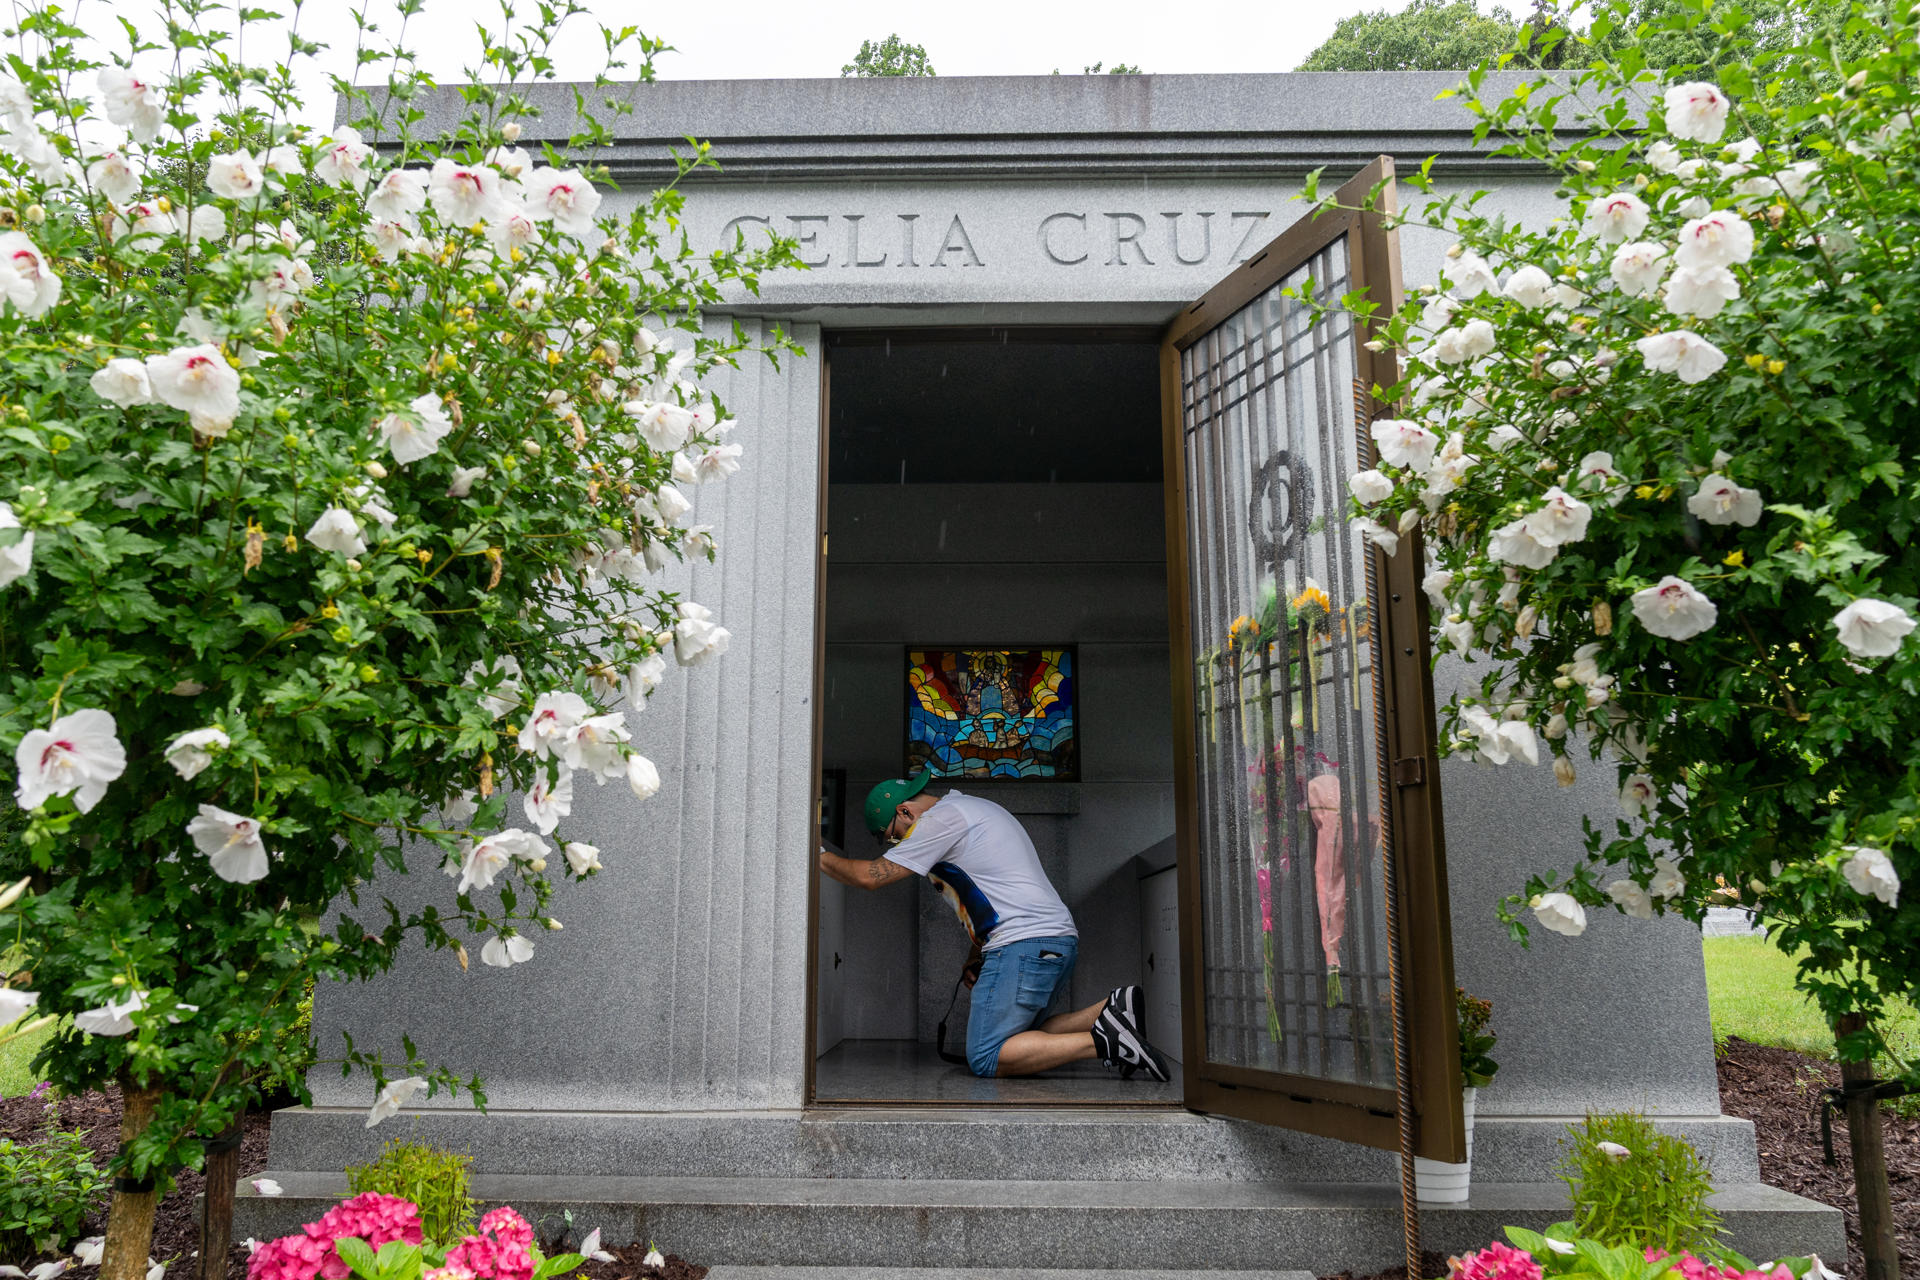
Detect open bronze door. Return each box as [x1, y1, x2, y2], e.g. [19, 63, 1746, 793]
[1162, 157, 1465, 1161]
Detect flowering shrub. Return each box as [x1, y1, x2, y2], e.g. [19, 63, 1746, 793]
[0, 0, 800, 1257]
[1315, 0, 1919, 1066]
[250, 1199, 576, 1280]
[1453, 1227, 1838, 1280]
[250, 1193, 424, 1280]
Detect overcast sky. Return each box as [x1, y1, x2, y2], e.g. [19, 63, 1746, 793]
[78, 0, 1440, 133]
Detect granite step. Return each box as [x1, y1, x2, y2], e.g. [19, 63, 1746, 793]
[230, 1174, 1841, 1274]
[702, 1270, 1314, 1280]
[263, 1106, 1766, 1185]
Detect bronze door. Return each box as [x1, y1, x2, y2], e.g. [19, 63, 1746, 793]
[1161, 157, 1465, 1159]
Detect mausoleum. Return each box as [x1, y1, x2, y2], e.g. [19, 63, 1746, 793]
[238, 72, 1842, 1273]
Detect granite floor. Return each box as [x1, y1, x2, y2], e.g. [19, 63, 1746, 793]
[813, 1038, 1184, 1104]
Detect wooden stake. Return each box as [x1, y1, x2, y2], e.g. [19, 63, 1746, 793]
[198, 1118, 244, 1280]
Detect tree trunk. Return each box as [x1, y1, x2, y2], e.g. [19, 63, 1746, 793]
[1837, 1013, 1901, 1280]
[102, 1083, 162, 1280]
[198, 1117, 243, 1280]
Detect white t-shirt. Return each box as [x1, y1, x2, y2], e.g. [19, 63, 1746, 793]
[884, 791, 1078, 951]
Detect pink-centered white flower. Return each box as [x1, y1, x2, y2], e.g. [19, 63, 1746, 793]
[75, 990, 147, 1037]
[376, 392, 453, 465]
[365, 1076, 425, 1129]
[624, 400, 695, 453]
[674, 602, 732, 666]
[90, 358, 154, 408]
[564, 842, 603, 875]
[465, 656, 523, 718]
[1841, 845, 1901, 907]
[1584, 192, 1650, 244]
[207, 151, 266, 202]
[485, 208, 538, 254]
[690, 443, 744, 484]
[523, 769, 573, 836]
[0, 986, 38, 1026]
[428, 158, 504, 224]
[1460, 705, 1538, 766]
[305, 507, 367, 557]
[1575, 452, 1629, 507]
[311, 126, 372, 189]
[564, 714, 632, 781]
[1674, 211, 1754, 271]
[1607, 879, 1656, 919]
[1620, 773, 1659, 818]
[1523, 487, 1593, 548]
[524, 167, 602, 234]
[97, 66, 165, 142]
[185, 803, 271, 883]
[1371, 419, 1438, 472]
[14, 709, 126, 812]
[520, 691, 593, 759]
[1664, 265, 1740, 320]
[1664, 81, 1731, 143]
[1609, 241, 1668, 297]
[185, 205, 226, 245]
[1502, 265, 1555, 308]
[164, 727, 230, 780]
[146, 344, 240, 421]
[481, 934, 535, 968]
[0, 500, 32, 589]
[1349, 469, 1393, 506]
[1447, 251, 1496, 298]
[1531, 892, 1586, 937]
[0, 232, 60, 318]
[1687, 473, 1762, 526]
[1489, 518, 1557, 570]
[626, 753, 662, 800]
[1352, 517, 1400, 557]
[1433, 319, 1496, 365]
[1832, 598, 1915, 659]
[1631, 575, 1718, 640]
[85, 149, 140, 202]
[1647, 140, 1683, 173]
[1635, 330, 1726, 384]
[453, 828, 548, 894]
[0, 75, 30, 133]
[366, 169, 428, 223]
[1649, 856, 1686, 900]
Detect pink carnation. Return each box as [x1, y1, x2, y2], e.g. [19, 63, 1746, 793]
[445, 1207, 535, 1280]
[1449, 1242, 1544, 1280]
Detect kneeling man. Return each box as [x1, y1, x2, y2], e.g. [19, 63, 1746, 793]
[817, 770, 1170, 1081]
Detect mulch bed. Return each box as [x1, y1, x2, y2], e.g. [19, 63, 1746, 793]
[1715, 1036, 1918, 1279]
[0, 1084, 704, 1280]
[6, 1039, 1911, 1280]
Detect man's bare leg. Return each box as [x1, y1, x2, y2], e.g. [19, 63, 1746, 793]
[1036, 997, 1108, 1036]
[993, 1028, 1099, 1076]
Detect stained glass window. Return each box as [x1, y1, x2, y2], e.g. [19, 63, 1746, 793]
[905, 647, 1078, 781]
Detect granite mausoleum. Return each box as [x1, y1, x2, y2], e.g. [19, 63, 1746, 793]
[238, 73, 1843, 1273]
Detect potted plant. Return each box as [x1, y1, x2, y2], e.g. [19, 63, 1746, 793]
[1413, 987, 1499, 1203]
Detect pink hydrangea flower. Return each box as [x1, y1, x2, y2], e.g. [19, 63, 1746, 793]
[1643, 1250, 1791, 1280]
[1449, 1242, 1544, 1280]
[248, 1194, 424, 1280]
[445, 1207, 536, 1280]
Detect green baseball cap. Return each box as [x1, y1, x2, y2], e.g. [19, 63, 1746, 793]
[863, 770, 933, 836]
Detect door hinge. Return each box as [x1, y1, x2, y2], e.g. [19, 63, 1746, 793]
[1392, 757, 1425, 787]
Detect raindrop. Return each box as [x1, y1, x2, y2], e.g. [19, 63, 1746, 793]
[899, 459, 907, 484]
[937, 521, 947, 550]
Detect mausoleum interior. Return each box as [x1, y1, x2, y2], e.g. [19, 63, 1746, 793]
[813, 330, 1183, 1103]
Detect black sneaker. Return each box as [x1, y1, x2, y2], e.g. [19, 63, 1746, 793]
[1106, 984, 1148, 1040]
[1093, 1005, 1172, 1082]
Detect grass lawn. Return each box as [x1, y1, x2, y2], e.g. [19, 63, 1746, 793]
[1703, 933, 1920, 1070]
[0, 1016, 54, 1098]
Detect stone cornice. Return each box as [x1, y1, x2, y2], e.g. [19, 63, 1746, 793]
[354, 71, 1563, 183]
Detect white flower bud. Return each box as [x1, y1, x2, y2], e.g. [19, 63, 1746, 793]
[364, 461, 388, 479]
[502, 121, 523, 141]
[345, 558, 362, 571]
[1554, 757, 1576, 787]
[1445, 243, 1463, 258]
[527, 856, 547, 873]
[522, 439, 542, 455]
[1574, 159, 1597, 173]
[24, 204, 45, 224]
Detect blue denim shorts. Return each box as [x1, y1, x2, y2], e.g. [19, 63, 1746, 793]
[965, 935, 1078, 1077]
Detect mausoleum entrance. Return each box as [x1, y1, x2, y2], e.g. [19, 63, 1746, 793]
[811, 328, 1185, 1105]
